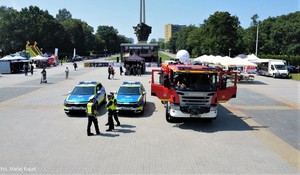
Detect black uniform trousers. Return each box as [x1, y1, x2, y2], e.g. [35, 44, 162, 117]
[107, 111, 114, 130]
[87, 115, 100, 134]
[107, 110, 120, 126]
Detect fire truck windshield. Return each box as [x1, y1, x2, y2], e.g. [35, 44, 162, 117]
[173, 73, 217, 91]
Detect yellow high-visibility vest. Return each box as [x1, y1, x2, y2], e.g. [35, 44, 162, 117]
[107, 99, 116, 110]
[87, 102, 93, 115]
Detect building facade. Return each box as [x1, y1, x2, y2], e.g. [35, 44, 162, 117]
[164, 24, 186, 43]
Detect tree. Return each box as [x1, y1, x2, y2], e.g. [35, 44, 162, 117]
[201, 11, 240, 56]
[56, 8, 72, 21]
[175, 25, 196, 54]
[0, 6, 67, 54]
[0, 6, 20, 54]
[251, 14, 259, 26]
[95, 25, 119, 54]
[60, 18, 94, 55]
[187, 27, 204, 56]
[150, 38, 157, 43]
[167, 33, 178, 54]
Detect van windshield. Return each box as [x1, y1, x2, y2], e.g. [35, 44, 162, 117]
[274, 65, 287, 70]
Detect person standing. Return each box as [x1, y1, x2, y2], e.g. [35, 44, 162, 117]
[106, 93, 120, 131]
[86, 97, 100, 136]
[108, 65, 111, 79]
[65, 67, 69, 79]
[137, 64, 142, 76]
[30, 63, 34, 75]
[24, 63, 29, 76]
[105, 92, 120, 127]
[119, 66, 123, 76]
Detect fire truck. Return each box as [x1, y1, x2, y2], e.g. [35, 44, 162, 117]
[151, 51, 238, 123]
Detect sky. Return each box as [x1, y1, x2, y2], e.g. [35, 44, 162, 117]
[1, 0, 299, 42]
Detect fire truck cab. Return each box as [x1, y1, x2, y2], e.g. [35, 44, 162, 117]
[151, 61, 237, 123]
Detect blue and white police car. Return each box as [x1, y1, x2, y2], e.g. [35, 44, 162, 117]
[64, 81, 106, 114]
[116, 81, 146, 113]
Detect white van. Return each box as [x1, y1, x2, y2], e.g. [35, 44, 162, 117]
[255, 59, 289, 78]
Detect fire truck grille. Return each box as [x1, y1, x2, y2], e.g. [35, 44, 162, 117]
[180, 106, 210, 114]
[181, 96, 210, 104]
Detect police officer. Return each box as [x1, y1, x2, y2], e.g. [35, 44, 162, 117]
[105, 92, 120, 127]
[106, 93, 120, 131]
[86, 96, 100, 136]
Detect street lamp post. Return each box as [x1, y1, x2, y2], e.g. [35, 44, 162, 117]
[104, 48, 108, 57]
[255, 22, 259, 56]
[229, 48, 231, 57]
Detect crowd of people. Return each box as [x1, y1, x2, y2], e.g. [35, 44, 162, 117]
[124, 64, 142, 76]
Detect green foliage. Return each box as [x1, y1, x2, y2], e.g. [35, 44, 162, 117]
[167, 11, 300, 59]
[290, 74, 300, 81]
[0, 5, 299, 60]
[158, 52, 173, 60]
[259, 54, 300, 65]
[56, 8, 72, 21]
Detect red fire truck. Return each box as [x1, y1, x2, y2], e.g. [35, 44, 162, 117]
[151, 62, 238, 123]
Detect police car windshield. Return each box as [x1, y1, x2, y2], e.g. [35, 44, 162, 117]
[72, 86, 94, 95]
[118, 87, 140, 95]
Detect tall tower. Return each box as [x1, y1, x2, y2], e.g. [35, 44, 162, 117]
[133, 0, 152, 43]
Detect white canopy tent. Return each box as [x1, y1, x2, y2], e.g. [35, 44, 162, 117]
[194, 55, 256, 67]
[0, 55, 29, 73]
[1, 55, 28, 61]
[234, 54, 260, 62]
[30, 55, 48, 61]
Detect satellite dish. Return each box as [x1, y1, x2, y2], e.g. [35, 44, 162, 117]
[176, 50, 190, 63]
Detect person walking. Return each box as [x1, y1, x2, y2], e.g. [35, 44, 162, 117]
[111, 67, 115, 80]
[65, 67, 69, 79]
[73, 62, 77, 71]
[119, 66, 123, 76]
[86, 96, 100, 136]
[40, 68, 47, 83]
[108, 65, 111, 79]
[105, 92, 120, 127]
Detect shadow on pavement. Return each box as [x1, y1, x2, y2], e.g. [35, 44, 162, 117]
[118, 102, 156, 118]
[175, 104, 267, 133]
[238, 80, 268, 85]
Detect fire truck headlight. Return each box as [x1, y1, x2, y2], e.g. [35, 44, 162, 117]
[210, 106, 217, 111]
[170, 104, 180, 110]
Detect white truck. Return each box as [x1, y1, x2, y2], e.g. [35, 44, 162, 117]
[254, 59, 289, 78]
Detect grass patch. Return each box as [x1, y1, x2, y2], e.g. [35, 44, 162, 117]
[290, 73, 300, 81]
[105, 55, 120, 61]
[158, 52, 174, 60]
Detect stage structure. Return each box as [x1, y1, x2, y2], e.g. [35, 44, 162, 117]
[120, 0, 158, 64]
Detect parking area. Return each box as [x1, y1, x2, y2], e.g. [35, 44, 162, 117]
[0, 62, 299, 174]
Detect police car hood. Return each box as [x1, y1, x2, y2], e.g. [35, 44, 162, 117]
[67, 94, 92, 103]
[117, 94, 140, 103]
